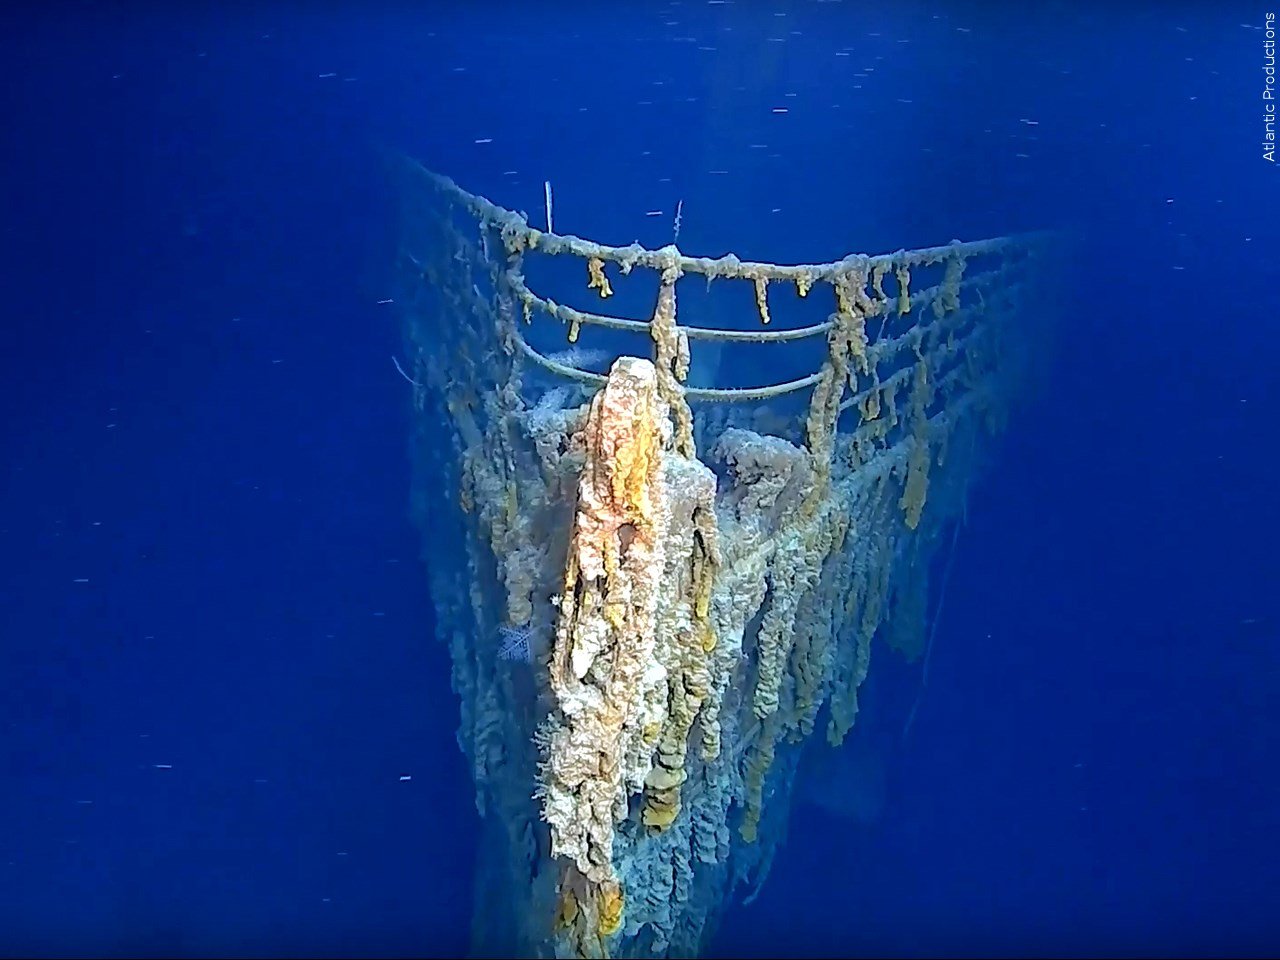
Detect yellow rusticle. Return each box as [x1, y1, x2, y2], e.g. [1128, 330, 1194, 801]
[675, 329, 691, 383]
[899, 362, 934, 530]
[648, 260, 696, 457]
[555, 866, 623, 957]
[805, 269, 874, 500]
[933, 253, 966, 317]
[895, 263, 912, 314]
[739, 714, 779, 842]
[587, 256, 614, 298]
[597, 880, 625, 937]
[753, 276, 771, 325]
[790, 509, 852, 735]
[642, 461, 719, 833]
[871, 262, 888, 302]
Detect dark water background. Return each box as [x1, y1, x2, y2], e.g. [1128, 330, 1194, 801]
[1, 2, 1275, 957]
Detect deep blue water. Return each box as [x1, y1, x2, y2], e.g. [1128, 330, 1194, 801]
[1, 2, 1276, 958]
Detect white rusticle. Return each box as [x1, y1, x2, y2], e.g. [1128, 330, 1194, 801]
[497, 622, 534, 664]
